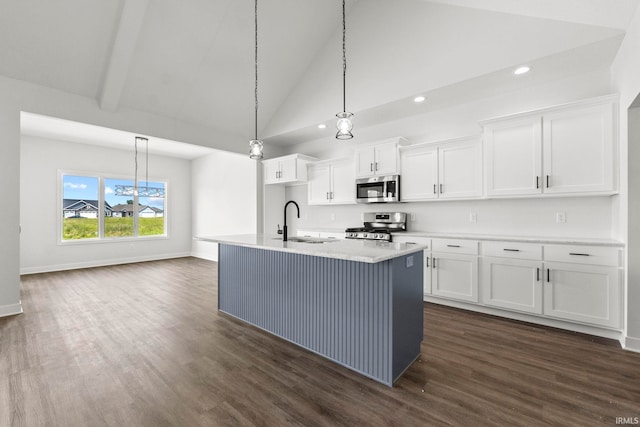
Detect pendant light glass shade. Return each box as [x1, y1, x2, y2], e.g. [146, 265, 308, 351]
[336, 111, 353, 140]
[336, 0, 353, 140]
[249, 139, 263, 159]
[249, 0, 264, 160]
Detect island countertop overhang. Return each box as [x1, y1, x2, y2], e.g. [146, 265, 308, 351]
[195, 234, 428, 263]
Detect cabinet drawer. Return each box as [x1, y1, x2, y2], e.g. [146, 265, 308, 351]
[544, 245, 620, 266]
[393, 235, 431, 250]
[432, 239, 478, 255]
[482, 241, 542, 260]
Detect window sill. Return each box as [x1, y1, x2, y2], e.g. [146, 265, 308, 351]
[58, 235, 169, 246]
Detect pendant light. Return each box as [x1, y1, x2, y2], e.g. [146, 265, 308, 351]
[336, 0, 353, 140]
[114, 136, 165, 198]
[249, 0, 264, 159]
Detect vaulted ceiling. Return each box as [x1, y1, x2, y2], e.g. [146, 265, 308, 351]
[4, 0, 638, 153]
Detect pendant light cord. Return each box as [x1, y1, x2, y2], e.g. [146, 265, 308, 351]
[342, 0, 346, 113]
[134, 136, 138, 192]
[254, 0, 259, 141]
[145, 138, 149, 191]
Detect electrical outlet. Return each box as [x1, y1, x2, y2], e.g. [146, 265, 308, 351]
[469, 213, 477, 223]
[360, 213, 364, 221]
[410, 213, 416, 221]
[556, 212, 566, 223]
[330, 213, 336, 221]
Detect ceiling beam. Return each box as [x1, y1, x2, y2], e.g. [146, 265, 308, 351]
[99, 0, 149, 111]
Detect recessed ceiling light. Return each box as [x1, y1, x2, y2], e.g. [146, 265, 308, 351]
[414, 96, 426, 103]
[318, 124, 326, 129]
[514, 66, 530, 75]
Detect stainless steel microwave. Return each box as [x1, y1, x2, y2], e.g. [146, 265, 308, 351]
[356, 175, 400, 203]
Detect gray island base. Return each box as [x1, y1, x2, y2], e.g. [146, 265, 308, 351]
[216, 240, 424, 386]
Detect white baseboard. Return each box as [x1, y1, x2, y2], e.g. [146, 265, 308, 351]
[623, 336, 640, 353]
[424, 296, 623, 341]
[0, 302, 23, 318]
[20, 252, 192, 275]
[190, 251, 217, 261]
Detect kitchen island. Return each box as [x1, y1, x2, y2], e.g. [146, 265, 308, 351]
[196, 234, 427, 386]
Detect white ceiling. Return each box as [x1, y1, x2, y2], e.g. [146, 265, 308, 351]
[5, 0, 639, 156]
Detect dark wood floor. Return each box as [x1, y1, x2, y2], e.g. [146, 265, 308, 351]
[2, 257, 639, 426]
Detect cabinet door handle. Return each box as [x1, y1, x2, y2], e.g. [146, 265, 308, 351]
[370, 163, 373, 172]
[536, 267, 540, 282]
[536, 176, 539, 189]
[375, 162, 378, 171]
[547, 268, 550, 283]
[569, 252, 590, 256]
[426, 256, 430, 268]
[330, 192, 334, 199]
[433, 258, 437, 268]
[503, 248, 520, 252]
[433, 184, 437, 194]
[447, 244, 460, 248]
[546, 175, 550, 188]
[440, 184, 443, 194]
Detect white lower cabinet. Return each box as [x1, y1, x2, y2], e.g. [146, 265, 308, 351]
[432, 253, 478, 302]
[543, 261, 621, 329]
[478, 241, 622, 330]
[431, 239, 479, 303]
[481, 257, 543, 314]
[394, 235, 623, 335]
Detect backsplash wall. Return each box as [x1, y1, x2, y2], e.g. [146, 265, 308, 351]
[284, 184, 614, 239]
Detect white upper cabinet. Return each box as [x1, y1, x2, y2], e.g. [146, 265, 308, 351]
[307, 158, 355, 205]
[438, 138, 482, 199]
[354, 137, 406, 178]
[307, 163, 332, 205]
[484, 116, 542, 196]
[399, 144, 438, 201]
[263, 154, 317, 185]
[399, 136, 482, 201]
[330, 158, 356, 204]
[542, 103, 615, 194]
[482, 95, 617, 197]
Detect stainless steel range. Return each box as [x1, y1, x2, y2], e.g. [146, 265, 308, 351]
[345, 212, 407, 242]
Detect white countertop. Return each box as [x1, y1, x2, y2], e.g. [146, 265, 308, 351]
[195, 234, 428, 263]
[395, 231, 624, 247]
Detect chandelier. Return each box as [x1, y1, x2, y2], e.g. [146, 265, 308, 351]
[115, 136, 165, 198]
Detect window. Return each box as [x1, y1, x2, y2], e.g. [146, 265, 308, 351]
[62, 175, 100, 240]
[61, 173, 167, 242]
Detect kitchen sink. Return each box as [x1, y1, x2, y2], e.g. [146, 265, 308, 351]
[272, 236, 339, 244]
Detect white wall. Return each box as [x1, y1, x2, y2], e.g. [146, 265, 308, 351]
[611, 2, 640, 351]
[191, 151, 258, 261]
[20, 135, 192, 273]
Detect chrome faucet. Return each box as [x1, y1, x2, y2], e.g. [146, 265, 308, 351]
[283, 200, 300, 242]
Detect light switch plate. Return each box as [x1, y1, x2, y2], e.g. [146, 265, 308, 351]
[556, 212, 566, 223]
[469, 213, 477, 223]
